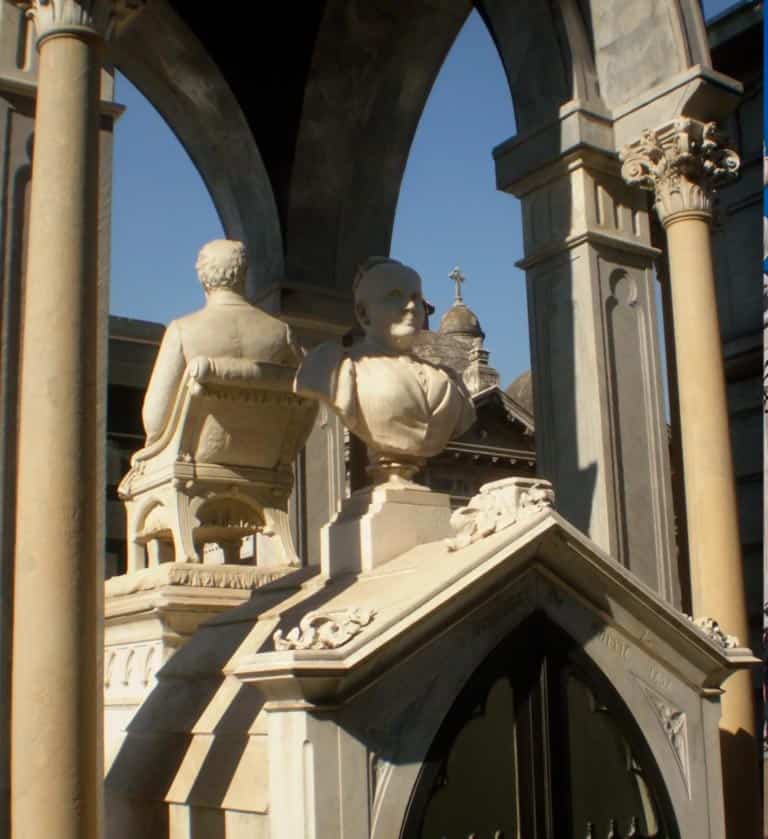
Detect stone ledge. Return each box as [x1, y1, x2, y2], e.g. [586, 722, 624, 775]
[106, 562, 296, 598]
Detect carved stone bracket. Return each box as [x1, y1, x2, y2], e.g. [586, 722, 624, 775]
[17, 0, 146, 44]
[685, 615, 740, 649]
[273, 608, 376, 651]
[446, 477, 554, 551]
[620, 119, 739, 225]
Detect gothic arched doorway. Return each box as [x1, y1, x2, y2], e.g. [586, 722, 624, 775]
[402, 614, 680, 839]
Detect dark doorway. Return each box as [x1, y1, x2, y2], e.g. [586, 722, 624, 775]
[401, 613, 679, 839]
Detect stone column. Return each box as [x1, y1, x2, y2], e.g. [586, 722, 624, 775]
[495, 134, 678, 602]
[10, 3, 140, 839]
[621, 117, 758, 838]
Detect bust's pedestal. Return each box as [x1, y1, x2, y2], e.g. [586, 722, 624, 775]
[321, 484, 453, 577]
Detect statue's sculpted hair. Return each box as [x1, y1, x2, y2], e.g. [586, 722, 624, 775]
[352, 256, 404, 302]
[196, 239, 247, 292]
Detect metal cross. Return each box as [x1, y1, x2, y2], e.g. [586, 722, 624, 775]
[449, 266, 465, 303]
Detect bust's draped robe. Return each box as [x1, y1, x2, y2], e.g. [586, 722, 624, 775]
[295, 342, 475, 458]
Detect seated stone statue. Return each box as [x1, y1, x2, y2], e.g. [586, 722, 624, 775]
[142, 239, 302, 444]
[119, 239, 317, 569]
[295, 257, 475, 484]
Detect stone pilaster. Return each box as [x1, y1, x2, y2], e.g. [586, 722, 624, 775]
[621, 118, 758, 839]
[495, 136, 678, 603]
[9, 3, 141, 839]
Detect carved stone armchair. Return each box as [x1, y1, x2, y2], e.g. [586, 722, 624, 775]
[118, 356, 317, 571]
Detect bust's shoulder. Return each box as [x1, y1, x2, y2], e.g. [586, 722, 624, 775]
[295, 341, 346, 400]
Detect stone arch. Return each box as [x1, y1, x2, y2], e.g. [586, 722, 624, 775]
[280, 0, 599, 299]
[368, 598, 700, 839]
[398, 614, 681, 839]
[477, 0, 601, 128]
[106, 0, 285, 299]
[101, 0, 717, 318]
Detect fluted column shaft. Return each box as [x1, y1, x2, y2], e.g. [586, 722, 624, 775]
[622, 118, 758, 839]
[10, 3, 141, 838]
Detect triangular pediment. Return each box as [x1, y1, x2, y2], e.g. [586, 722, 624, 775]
[471, 385, 534, 433]
[234, 512, 752, 706]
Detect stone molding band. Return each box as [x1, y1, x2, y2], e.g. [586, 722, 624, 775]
[104, 561, 295, 597]
[620, 118, 740, 226]
[17, 0, 145, 45]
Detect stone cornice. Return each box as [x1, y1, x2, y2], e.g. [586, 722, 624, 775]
[105, 561, 295, 599]
[235, 512, 757, 709]
[620, 118, 739, 226]
[17, 0, 145, 45]
[515, 229, 662, 271]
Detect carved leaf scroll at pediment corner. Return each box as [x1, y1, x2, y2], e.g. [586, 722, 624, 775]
[684, 614, 740, 649]
[273, 607, 377, 651]
[633, 675, 690, 796]
[445, 477, 554, 551]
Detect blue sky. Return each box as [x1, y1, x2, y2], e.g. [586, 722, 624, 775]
[109, 1, 741, 388]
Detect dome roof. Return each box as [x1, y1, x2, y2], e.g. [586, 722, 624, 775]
[438, 302, 484, 339]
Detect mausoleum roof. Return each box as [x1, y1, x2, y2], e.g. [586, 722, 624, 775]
[505, 368, 533, 416]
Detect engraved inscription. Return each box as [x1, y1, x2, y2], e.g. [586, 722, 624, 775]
[648, 663, 671, 691]
[598, 629, 631, 659]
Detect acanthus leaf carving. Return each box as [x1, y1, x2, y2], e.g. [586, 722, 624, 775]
[620, 119, 739, 224]
[685, 614, 740, 649]
[18, 0, 146, 43]
[633, 675, 690, 797]
[273, 607, 376, 651]
[446, 477, 554, 551]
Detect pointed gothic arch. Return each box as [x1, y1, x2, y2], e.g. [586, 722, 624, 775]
[400, 612, 681, 839]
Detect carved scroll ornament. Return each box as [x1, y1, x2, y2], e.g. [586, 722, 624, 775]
[273, 607, 376, 651]
[446, 477, 554, 551]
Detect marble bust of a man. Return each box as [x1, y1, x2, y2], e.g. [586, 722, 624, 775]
[295, 257, 475, 483]
[142, 239, 302, 444]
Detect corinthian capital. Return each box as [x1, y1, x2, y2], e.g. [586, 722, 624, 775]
[620, 119, 739, 225]
[17, 0, 145, 45]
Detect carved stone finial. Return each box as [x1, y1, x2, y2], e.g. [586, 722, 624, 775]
[446, 477, 554, 551]
[620, 119, 739, 225]
[448, 266, 465, 303]
[273, 608, 377, 651]
[17, 0, 146, 45]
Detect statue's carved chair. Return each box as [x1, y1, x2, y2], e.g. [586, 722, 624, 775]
[118, 356, 317, 571]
